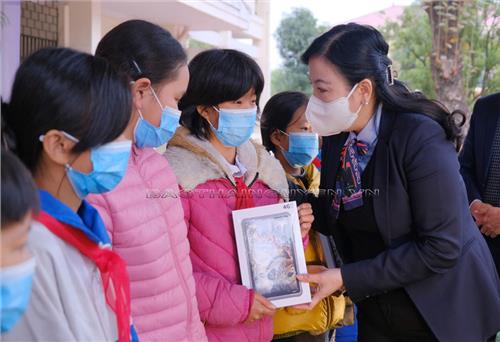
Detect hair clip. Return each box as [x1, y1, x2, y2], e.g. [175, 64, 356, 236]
[131, 60, 142, 75]
[387, 65, 394, 86]
[387, 65, 398, 86]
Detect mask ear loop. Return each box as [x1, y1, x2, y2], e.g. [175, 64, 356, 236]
[278, 129, 289, 137]
[276, 129, 291, 153]
[134, 83, 162, 129]
[131, 59, 165, 115]
[136, 109, 145, 120]
[38, 131, 80, 187]
[206, 106, 221, 129]
[38, 130, 83, 198]
[128, 70, 149, 125]
[150, 86, 165, 111]
[345, 83, 365, 115]
[346, 83, 359, 99]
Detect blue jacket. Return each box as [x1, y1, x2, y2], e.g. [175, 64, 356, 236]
[312, 108, 500, 342]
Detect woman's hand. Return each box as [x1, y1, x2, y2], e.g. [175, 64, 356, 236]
[473, 202, 500, 238]
[295, 266, 344, 310]
[471, 200, 490, 226]
[481, 207, 500, 238]
[297, 202, 314, 238]
[244, 293, 276, 323]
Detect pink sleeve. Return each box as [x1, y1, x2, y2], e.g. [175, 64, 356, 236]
[180, 191, 253, 326]
[194, 272, 253, 326]
[87, 194, 113, 243]
[302, 233, 310, 249]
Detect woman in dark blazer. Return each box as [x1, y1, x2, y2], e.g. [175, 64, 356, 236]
[296, 23, 500, 342]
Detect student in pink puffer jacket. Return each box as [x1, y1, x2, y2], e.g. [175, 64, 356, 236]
[164, 49, 314, 342]
[87, 20, 206, 342]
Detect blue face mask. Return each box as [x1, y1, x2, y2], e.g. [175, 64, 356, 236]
[1, 257, 36, 333]
[280, 131, 319, 168]
[209, 107, 257, 147]
[64, 137, 132, 199]
[39, 132, 131, 198]
[134, 88, 181, 148]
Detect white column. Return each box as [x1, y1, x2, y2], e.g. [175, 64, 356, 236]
[255, 0, 271, 106]
[64, 0, 102, 54]
[1, 0, 21, 101]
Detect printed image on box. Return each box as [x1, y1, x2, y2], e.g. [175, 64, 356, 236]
[233, 202, 311, 308]
[243, 213, 301, 300]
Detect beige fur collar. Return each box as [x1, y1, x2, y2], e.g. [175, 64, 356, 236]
[164, 126, 289, 200]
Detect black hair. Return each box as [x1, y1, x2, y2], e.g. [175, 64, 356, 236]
[1, 149, 39, 227]
[301, 23, 465, 150]
[2, 47, 131, 172]
[95, 19, 187, 84]
[179, 49, 265, 140]
[260, 91, 309, 153]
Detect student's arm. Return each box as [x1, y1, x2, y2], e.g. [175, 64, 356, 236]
[193, 272, 254, 325]
[180, 194, 254, 326]
[459, 100, 482, 204]
[341, 118, 464, 302]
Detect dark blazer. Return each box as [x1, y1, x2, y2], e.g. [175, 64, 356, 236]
[312, 108, 500, 342]
[459, 93, 500, 203]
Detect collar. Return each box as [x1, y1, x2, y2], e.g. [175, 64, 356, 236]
[38, 190, 111, 246]
[223, 154, 248, 177]
[349, 103, 382, 146]
[289, 167, 306, 178]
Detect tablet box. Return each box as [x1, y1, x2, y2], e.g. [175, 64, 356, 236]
[232, 201, 311, 308]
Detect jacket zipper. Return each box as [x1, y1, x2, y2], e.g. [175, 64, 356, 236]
[225, 172, 263, 339]
[248, 172, 259, 188]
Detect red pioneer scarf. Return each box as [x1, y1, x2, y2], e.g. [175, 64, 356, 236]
[234, 176, 255, 210]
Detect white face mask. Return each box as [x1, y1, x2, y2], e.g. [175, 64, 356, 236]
[305, 83, 362, 136]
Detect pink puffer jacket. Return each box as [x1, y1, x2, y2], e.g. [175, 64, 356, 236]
[87, 146, 207, 342]
[164, 127, 289, 342]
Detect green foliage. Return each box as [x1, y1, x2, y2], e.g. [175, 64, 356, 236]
[188, 39, 213, 50]
[271, 66, 311, 95]
[460, 0, 500, 98]
[381, 5, 435, 97]
[381, 0, 499, 107]
[272, 8, 326, 95]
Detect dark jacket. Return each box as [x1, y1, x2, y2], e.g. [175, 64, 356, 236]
[312, 108, 500, 342]
[459, 93, 500, 203]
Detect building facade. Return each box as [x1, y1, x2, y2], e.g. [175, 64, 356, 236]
[1, 0, 271, 103]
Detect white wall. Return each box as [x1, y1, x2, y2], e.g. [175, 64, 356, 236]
[60, 0, 102, 54]
[1, 0, 21, 101]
